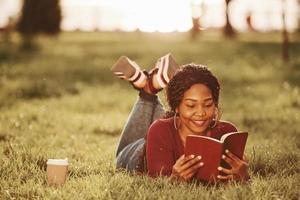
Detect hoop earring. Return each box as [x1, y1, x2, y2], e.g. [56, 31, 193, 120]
[173, 112, 178, 130]
[210, 108, 220, 129]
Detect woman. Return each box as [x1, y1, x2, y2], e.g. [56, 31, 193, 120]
[112, 55, 249, 182]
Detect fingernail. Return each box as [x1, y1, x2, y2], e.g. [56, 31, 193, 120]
[197, 156, 201, 160]
[199, 162, 204, 166]
[217, 175, 221, 178]
[217, 167, 222, 170]
[191, 155, 194, 158]
[225, 149, 229, 153]
[222, 155, 226, 159]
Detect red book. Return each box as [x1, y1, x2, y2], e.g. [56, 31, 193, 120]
[184, 131, 248, 183]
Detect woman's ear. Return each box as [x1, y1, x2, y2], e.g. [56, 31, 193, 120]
[175, 107, 179, 113]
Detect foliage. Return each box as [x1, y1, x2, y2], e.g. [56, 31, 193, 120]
[0, 31, 300, 199]
[17, 0, 61, 36]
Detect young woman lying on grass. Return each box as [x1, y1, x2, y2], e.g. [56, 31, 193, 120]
[112, 54, 249, 182]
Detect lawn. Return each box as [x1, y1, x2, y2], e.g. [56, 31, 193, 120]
[0, 31, 300, 199]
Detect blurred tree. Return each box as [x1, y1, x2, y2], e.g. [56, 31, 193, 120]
[191, 17, 200, 40]
[298, 0, 300, 32]
[282, 0, 289, 62]
[190, 2, 204, 40]
[246, 12, 255, 32]
[0, 17, 14, 44]
[224, 0, 235, 37]
[17, 0, 62, 49]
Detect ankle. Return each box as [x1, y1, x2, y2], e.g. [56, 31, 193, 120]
[143, 80, 156, 95]
[152, 74, 161, 90]
[133, 78, 147, 89]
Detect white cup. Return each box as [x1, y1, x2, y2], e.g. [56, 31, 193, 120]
[46, 158, 69, 186]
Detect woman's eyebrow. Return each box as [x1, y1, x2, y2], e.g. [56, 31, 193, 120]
[184, 98, 197, 102]
[184, 97, 213, 102]
[204, 98, 213, 102]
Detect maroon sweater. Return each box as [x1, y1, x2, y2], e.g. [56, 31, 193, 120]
[146, 117, 237, 177]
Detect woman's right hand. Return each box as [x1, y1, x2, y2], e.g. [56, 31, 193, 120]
[170, 154, 204, 182]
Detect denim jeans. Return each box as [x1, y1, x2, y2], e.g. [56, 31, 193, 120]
[115, 95, 165, 171]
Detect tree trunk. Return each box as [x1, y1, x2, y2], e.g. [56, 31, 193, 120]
[282, 0, 289, 62]
[191, 17, 200, 40]
[190, 3, 204, 40]
[224, 0, 235, 37]
[298, 0, 300, 32]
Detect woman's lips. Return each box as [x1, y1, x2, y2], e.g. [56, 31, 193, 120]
[191, 120, 206, 127]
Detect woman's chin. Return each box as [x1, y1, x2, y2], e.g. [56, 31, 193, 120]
[189, 121, 210, 134]
[190, 126, 209, 135]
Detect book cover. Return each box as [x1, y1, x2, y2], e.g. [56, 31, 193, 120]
[184, 131, 248, 182]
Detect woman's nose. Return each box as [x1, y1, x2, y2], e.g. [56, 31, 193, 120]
[195, 109, 206, 117]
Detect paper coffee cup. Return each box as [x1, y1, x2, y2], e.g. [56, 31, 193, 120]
[46, 158, 69, 186]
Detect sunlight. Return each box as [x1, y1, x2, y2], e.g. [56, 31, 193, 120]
[61, 0, 195, 32]
[0, 0, 299, 32]
[117, 0, 193, 32]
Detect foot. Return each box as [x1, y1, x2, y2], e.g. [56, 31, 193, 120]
[150, 53, 179, 90]
[111, 56, 147, 89]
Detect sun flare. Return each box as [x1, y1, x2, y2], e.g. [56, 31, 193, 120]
[0, 0, 298, 32]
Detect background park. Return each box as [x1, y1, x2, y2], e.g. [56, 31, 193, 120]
[0, 0, 300, 199]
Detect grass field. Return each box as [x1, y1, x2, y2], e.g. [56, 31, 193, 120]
[0, 31, 300, 199]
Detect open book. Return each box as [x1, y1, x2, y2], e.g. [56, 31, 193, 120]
[184, 131, 248, 182]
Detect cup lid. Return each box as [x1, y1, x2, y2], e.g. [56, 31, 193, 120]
[47, 158, 68, 165]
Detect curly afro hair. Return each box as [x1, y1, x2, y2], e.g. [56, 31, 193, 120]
[165, 63, 220, 117]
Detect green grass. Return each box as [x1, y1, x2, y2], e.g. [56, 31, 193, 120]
[0, 31, 300, 199]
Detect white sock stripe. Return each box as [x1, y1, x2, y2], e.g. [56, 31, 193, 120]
[157, 75, 166, 88]
[157, 57, 167, 88]
[128, 69, 140, 81]
[157, 59, 163, 81]
[133, 73, 147, 85]
[163, 55, 170, 83]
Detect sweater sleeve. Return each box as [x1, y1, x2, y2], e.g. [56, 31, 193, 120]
[146, 120, 174, 177]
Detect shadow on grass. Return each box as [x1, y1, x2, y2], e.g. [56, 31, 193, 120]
[68, 165, 109, 179]
[93, 128, 122, 137]
[0, 132, 13, 142]
[284, 63, 300, 87]
[0, 68, 111, 109]
[250, 149, 299, 177]
[2, 144, 47, 185]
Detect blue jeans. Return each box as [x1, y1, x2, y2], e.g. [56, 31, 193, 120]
[115, 95, 165, 171]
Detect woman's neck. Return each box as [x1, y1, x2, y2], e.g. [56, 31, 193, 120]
[176, 119, 208, 146]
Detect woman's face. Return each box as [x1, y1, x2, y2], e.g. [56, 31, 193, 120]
[176, 83, 216, 136]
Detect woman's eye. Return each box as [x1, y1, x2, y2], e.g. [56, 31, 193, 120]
[186, 104, 195, 108]
[205, 104, 213, 107]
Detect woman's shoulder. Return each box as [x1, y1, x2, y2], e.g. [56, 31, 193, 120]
[147, 117, 174, 137]
[149, 117, 174, 130]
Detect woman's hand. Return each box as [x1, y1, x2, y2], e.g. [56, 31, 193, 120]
[170, 154, 203, 182]
[217, 150, 250, 182]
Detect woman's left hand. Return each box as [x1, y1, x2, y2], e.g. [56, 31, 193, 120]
[217, 149, 250, 182]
